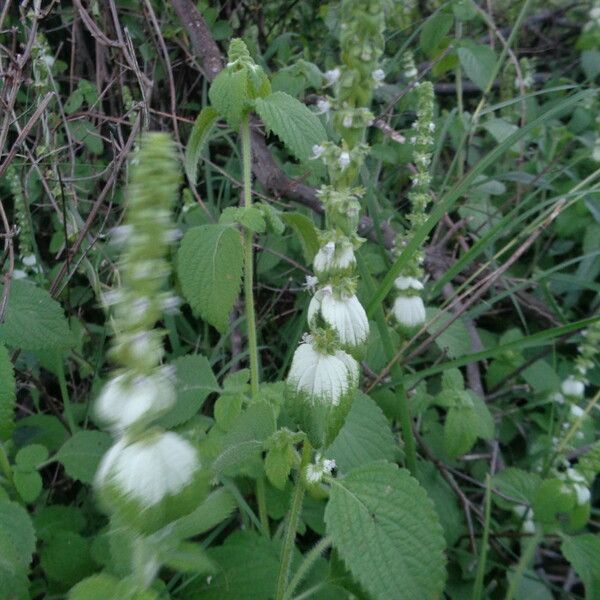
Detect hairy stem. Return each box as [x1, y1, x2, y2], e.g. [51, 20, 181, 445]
[275, 441, 311, 600]
[241, 113, 260, 397]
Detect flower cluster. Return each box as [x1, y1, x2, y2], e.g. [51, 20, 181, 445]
[286, 0, 387, 446]
[94, 134, 208, 547]
[392, 81, 435, 328]
[402, 50, 418, 82]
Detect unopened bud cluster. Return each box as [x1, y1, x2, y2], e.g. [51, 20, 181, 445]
[94, 134, 207, 541]
[287, 0, 386, 442]
[392, 81, 435, 328]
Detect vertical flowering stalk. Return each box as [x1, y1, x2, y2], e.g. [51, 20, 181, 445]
[391, 81, 435, 329]
[286, 0, 387, 448]
[94, 133, 208, 588]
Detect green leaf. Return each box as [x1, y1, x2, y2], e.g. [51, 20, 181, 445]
[444, 406, 479, 458]
[426, 307, 471, 358]
[57, 430, 112, 484]
[16, 444, 49, 470]
[209, 68, 249, 129]
[185, 106, 219, 185]
[68, 120, 104, 155]
[561, 535, 600, 600]
[157, 354, 219, 428]
[40, 531, 97, 587]
[419, 11, 454, 57]
[265, 444, 293, 490]
[257, 203, 285, 235]
[180, 531, 281, 600]
[493, 468, 542, 505]
[327, 393, 396, 472]
[212, 401, 276, 476]
[325, 462, 446, 600]
[178, 224, 244, 333]
[254, 91, 326, 162]
[33, 505, 86, 542]
[14, 470, 43, 503]
[469, 392, 494, 440]
[159, 542, 216, 574]
[283, 213, 320, 263]
[214, 394, 243, 430]
[0, 280, 73, 351]
[0, 500, 36, 570]
[68, 574, 159, 600]
[457, 42, 497, 91]
[220, 206, 266, 233]
[0, 343, 16, 441]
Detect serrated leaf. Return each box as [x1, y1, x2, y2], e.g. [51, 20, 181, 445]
[561, 535, 600, 600]
[185, 106, 219, 185]
[265, 445, 293, 490]
[327, 393, 396, 472]
[325, 462, 446, 600]
[254, 91, 326, 162]
[209, 68, 248, 129]
[457, 42, 497, 91]
[157, 354, 219, 428]
[469, 392, 494, 440]
[283, 213, 320, 263]
[444, 405, 479, 458]
[220, 206, 266, 233]
[0, 500, 36, 570]
[180, 531, 281, 600]
[426, 307, 471, 358]
[0, 343, 16, 441]
[493, 468, 542, 505]
[212, 401, 276, 476]
[257, 203, 285, 235]
[178, 224, 244, 333]
[57, 430, 112, 484]
[0, 280, 73, 351]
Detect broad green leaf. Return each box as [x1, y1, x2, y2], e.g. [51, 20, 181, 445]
[40, 531, 97, 587]
[265, 444, 293, 490]
[457, 42, 497, 91]
[157, 354, 219, 428]
[254, 91, 326, 162]
[327, 393, 396, 472]
[0, 343, 16, 441]
[212, 401, 276, 476]
[419, 11, 454, 57]
[283, 212, 320, 263]
[33, 505, 86, 542]
[325, 462, 446, 600]
[444, 406, 479, 458]
[57, 430, 112, 484]
[220, 206, 266, 233]
[0, 500, 36, 570]
[14, 414, 68, 452]
[578, 441, 600, 483]
[180, 531, 281, 600]
[209, 68, 249, 129]
[14, 470, 42, 503]
[0, 280, 73, 351]
[159, 542, 215, 574]
[68, 573, 159, 600]
[493, 468, 542, 505]
[185, 106, 219, 185]
[178, 224, 244, 333]
[426, 307, 471, 358]
[561, 535, 600, 600]
[68, 120, 104, 155]
[16, 444, 49, 470]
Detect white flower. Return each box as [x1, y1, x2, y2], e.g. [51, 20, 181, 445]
[308, 290, 369, 347]
[522, 518, 536, 534]
[287, 340, 359, 405]
[311, 144, 325, 159]
[22, 254, 37, 267]
[405, 66, 417, 79]
[561, 377, 585, 398]
[315, 99, 331, 115]
[372, 69, 385, 82]
[13, 269, 28, 280]
[305, 455, 336, 484]
[324, 68, 340, 86]
[338, 151, 351, 170]
[551, 392, 564, 405]
[590, 6, 600, 19]
[393, 295, 426, 327]
[304, 275, 319, 291]
[96, 432, 199, 507]
[570, 404, 585, 419]
[96, 373, 175, 431]
[394, 276, 423, 291]
[343, 115, 353, 128]
[574, 484, 591, 505]
[313, 241, 355, 274]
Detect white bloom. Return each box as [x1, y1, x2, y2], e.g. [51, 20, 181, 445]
[574, 484, 591, 505]
[570, 404, 585, 419]
[287, 340, 359, 405]
[522, 518, 536, 534]
[551, 392, 564, 405]
[393, 295, 426, 327]
[405, 66, 417, 79]
[566, 469, 586, 484]
[590, 6, 600, 19]
[305, 455, 336, 483]
[338, 151, 351, 170]
[308, 290, 369, 347]
[22, 254, 37, 267]
[428, 122, 436, 132]
[162, 295, 182, 313]
[96, 373, 175, 431]
[343, 115, 353, 128]
[96, 432, 199, 507]
[13, 269, 28, 280]
[304, 275, 319, 291]
[315, 99, 330, 115]
[311, 144, 324, 159]
[394, 276, 423, 291]
[561, 377, 585, 398]
[372, 69, 385, 82]
[322, 458, 336, 473]
[324, 68, 340, 86]
[313, 241, 355, 274]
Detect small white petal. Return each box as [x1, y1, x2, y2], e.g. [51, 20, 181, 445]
[393, 295, 426, 327]
[22, 254, 37, 267]
[324, 68, 340, 85]
[561, 377, 585, 398]
[312, 144, 324, 159]
[338, 152, 351, 170]
[574, 484, 591, 505]
[570, 404, 585, 418]
[310, 293, 369, 347]
[522, 519, 536, 534]
[372, 69, 385, 82]
[394, 276, 423, 291]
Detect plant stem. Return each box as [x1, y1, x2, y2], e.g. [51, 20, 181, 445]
[504, 529, 542, 600]
[275, 441, 311, 600]
[256, 475, 270, 538]
[472, 474, 492, 600]
[284, 535, 332, 600]
[240, 113, 260, 398]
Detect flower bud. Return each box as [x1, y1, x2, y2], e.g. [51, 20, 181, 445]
[393, 295, 426, 328]
[561, 377, 585, 398]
